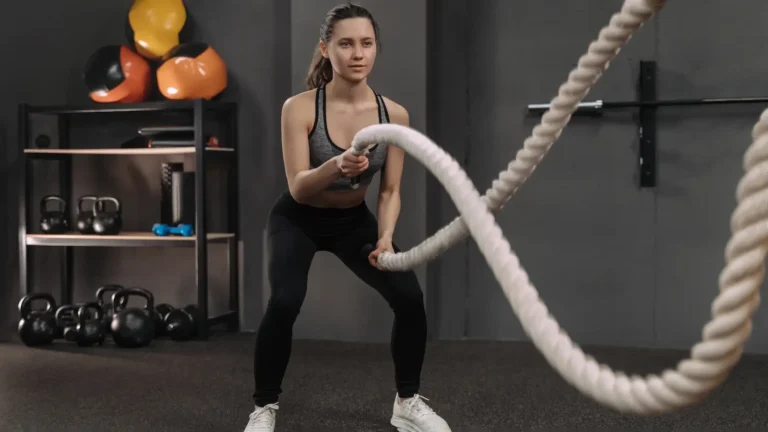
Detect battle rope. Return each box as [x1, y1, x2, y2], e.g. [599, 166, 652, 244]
[351, 112, 768, 415]
[350, 0, 767, 415]
[355, 0, 668, 271]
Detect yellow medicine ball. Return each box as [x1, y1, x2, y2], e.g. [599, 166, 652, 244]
[128, 0, 187, 60]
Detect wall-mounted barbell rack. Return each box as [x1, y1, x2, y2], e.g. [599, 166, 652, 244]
[527, 60, 768, 188]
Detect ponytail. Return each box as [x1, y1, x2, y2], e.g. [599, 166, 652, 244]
[306, 44, 333, 90]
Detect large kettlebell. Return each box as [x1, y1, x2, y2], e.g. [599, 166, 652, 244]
[111, 287, 156, 348]
[92, 197, 122, 235]
[17, 293, 58, 346]
[76, 195, 103, 234]
[40, 195, 69, 234]
[75, 302, 107, 347]
[96, 284, 126, 333]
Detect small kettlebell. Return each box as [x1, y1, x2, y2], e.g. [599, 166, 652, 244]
[165, 305, 200, 341]
[76, 195, 103, 234]
[96, 284, 127, 333]
[152, 303, 174, 337]
[55, 304, 84, 342]
[17, 293, 58, 346]
[92, 197, 122, 235]
[40, 195, 69, 234]
[75, 302, 106, 347]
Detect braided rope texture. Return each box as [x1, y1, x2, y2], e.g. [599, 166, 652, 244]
[377, 0, 667, 271]
[351, 0, 768, 415]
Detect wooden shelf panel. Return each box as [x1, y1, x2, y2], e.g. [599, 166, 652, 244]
[26, 231, 235, 247]
[25, 100, 236, 115]
[24, 147, 233, 155]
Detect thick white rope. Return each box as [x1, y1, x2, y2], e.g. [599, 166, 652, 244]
[348, 0, 768, 414]
[351, 113, 768, 415]
[355, 0, 668, 271]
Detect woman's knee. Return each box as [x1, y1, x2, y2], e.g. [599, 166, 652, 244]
[265, 269, 310, 320]
[267, 293, 303, 321]
[390, 272, 425, 311]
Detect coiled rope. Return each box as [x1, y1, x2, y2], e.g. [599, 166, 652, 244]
[350, 0, 768, 415]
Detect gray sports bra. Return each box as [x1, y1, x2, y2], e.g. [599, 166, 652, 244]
[308, 84, 390, 192]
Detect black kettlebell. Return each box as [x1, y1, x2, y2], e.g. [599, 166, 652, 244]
[55, 303, 85, 342]
[40, 195, 69, 234]
[76, 195, 103, 234]
[165, 305, 200, 341]
[153, 303, 175, 337]
[92, 197, 122, 235]
[75, 302, 106, 347]
[155, 304, 175, 320]
[17, 293, 58, 346]
[96, 284, 126, 333]
[111, 287, 156, 348]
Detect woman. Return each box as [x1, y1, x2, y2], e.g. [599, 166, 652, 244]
[244, 3, 451, 432]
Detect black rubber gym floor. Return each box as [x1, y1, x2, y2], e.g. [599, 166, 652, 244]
[1, 333, 767, 431]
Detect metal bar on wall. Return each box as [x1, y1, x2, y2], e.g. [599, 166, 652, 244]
[526, 60, 768, 189]
[527, 96, 768, 113]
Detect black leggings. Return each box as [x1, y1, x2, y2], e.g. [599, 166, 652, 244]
[253, 192, 427, 406]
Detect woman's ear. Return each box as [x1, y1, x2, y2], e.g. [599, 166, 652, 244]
[319, 40, 328, 58]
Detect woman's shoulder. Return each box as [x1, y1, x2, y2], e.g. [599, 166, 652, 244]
[281, 89, 319, 124]
[283, 89, 318, 111]
[379, 95, 409, 125]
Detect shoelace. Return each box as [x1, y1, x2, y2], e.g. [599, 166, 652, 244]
[248, 403, 279, 427]
[401, 395, 436, 418]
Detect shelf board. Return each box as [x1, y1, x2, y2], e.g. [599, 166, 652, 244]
[24, 147, 234, 155]
[26, 231, 234, 247]
[24, 100, 236, 115]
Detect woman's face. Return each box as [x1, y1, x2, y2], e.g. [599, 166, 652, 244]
[321, 17, 377, 83]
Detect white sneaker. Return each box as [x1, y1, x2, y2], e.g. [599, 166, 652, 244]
[390, 394, 451, 432]
[244, 403, 279, 432]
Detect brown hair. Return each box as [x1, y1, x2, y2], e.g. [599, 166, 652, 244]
[305, 3, 381, 90]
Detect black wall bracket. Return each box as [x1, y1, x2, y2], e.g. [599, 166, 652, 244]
[638, 60, 656, 187]
[527, 60, 768, 188]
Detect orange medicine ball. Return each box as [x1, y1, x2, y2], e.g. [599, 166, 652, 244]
[156, 42, 228, 101]
[83, 45, 152, 103]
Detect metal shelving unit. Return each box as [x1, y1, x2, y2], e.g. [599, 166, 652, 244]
[17, 99, 239, 338]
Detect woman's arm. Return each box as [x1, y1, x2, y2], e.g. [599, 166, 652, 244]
[376, 100, 410, 242]
[281, 94, 342, 203]
[281, 93, 369, 204]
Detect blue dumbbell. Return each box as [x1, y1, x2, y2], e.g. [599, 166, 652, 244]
[152, 223, 194, 237]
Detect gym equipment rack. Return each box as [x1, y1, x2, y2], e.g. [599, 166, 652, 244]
[17, 99, 240, 339]
[527, 60, 768, 188]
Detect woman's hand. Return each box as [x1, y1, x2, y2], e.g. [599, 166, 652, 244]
[335, 148, 369, 177]
[368, 237, 394, 270]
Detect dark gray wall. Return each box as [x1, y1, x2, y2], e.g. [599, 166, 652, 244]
[463, 0, 658, 347]
[2, 0, 291, 334]
[653, 1, 768, 353]
[429, 0, 768, 354]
